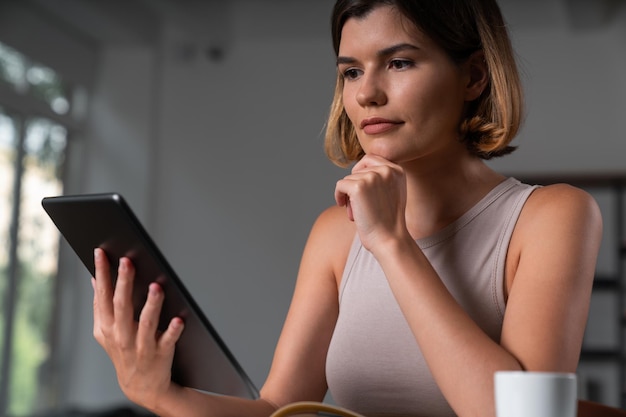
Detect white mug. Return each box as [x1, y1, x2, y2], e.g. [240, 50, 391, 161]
[494, 371, 577, 417]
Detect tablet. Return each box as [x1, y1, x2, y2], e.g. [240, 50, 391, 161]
[42, 193, 259, 399]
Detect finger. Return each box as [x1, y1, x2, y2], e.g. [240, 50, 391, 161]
[94, 248, 115, 326]
[92, 277, 104, 344]
[335, 169, 367, 200]
[334, 184, 355, 221]
[334, 182, 349, 208]
[113, 257, 137, 346]
[136, 283, 165, 347]
[346, 199, 354, 221]
[352, 154, 390, 173]
[335, 172, 368, 206]
[159, 317, 185, 351]
[336, 175, 366, 221]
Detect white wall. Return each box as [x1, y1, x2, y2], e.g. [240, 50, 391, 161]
[489, 0, 626, 175]
[4, 0, 626, 411]
[146, 0, 343, 396]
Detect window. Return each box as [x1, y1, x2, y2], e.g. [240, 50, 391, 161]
[0, 42, 72, 115]
[0, 40, 72, 416]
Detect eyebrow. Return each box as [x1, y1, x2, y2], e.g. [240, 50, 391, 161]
[336, 43, 420, 66]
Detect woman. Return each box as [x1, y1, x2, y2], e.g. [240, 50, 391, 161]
[92, 1, 603, 416]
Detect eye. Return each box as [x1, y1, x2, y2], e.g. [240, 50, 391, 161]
[389, 59, 413, 70]
[341, 67, 362, 81]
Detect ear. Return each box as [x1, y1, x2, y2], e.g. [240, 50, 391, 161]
[463, 51, 489, 101]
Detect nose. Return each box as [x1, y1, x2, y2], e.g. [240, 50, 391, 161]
[356, 72, 387, 107]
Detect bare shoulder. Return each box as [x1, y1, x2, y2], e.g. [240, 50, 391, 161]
[303, 205, 356, 287]
[313, 204, 356, 231]
[521, 183, 602, 230]
[513, 183, 603, 261]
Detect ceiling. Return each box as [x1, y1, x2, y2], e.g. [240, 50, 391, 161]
[23, 0, 230, 46]
[22, 0, 626, 47]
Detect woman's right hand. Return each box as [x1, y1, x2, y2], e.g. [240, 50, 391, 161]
[92, 248, 185, 411]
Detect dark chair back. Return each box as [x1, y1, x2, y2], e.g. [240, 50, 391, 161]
[578, 400, 626, 417]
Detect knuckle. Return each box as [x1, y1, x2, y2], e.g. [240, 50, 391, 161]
[93, 329, 103, 343]
[99, 325, 110, 337]
[112, 295, 125, 310]
[139, 315, 157, 331]
[136, 340, 150, 356]
[380, 165, 394, 178]
[118, 340, 134, 352]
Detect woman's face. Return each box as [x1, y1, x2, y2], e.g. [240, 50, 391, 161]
[338, 6, 474, 165]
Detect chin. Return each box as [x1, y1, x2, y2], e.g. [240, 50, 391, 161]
[363, 145, 399, 159]
[364, 149, 420, 165]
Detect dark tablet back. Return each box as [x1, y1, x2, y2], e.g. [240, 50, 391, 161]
[42, 193, 259, 399]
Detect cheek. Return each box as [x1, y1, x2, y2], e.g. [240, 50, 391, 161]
[341, 86, 359, 123]
[402, 80, 466, 127]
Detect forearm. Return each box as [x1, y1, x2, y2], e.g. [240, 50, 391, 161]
[373, 237, 522, 417]
[151, 386, 277, 417]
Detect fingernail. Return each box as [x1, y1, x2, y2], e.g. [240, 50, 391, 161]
[171, 317, 184, 330]
[94, 248, 100, 260]
[149, 283, 160, 296]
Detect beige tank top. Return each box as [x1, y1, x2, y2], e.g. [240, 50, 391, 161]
[326, 178, 538, 417]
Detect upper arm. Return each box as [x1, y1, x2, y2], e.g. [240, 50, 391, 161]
[501, 184, 603, 371]
[259, 205, 355, 407]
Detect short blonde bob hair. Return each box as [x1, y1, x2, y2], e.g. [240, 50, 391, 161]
[325, 0, 524, 167]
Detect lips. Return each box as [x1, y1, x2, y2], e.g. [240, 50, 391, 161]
[360, 117, 403, 135]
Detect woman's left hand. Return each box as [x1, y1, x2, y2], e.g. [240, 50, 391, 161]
[334, 154, 409, 252]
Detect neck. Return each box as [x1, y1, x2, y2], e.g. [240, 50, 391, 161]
[401, 155, 505, 239]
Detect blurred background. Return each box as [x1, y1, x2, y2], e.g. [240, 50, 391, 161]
[0, 0, 625, 415]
